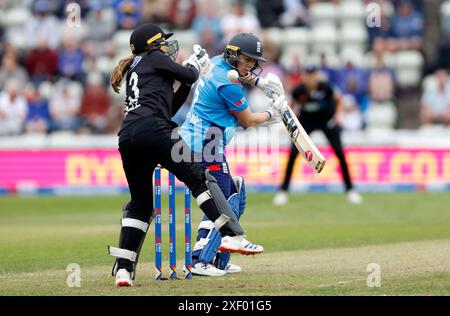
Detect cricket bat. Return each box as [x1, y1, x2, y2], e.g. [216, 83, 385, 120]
[275, 94, 326, 173]
[226, 69, 326, 173]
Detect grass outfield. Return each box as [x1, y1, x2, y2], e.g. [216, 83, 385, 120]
[1, 192, 450, 295]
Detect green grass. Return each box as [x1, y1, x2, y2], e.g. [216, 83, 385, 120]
[1, 192, 450, 295]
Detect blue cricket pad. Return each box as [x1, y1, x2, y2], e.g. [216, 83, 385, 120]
[216, 178, 246, 268]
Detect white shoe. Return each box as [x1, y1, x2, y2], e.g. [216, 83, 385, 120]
[224, 263, 242, 274]
[190, 262, 226, 277]
[218, 235, 264, 255]
[273, 191, 288, 206]
[347, 189, 363, 204]
[115, 268, 133, 287]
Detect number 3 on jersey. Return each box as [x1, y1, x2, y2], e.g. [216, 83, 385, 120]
[125, 72, 141, 115]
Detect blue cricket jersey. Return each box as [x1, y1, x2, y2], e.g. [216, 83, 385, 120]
[179, 55, 249, 154]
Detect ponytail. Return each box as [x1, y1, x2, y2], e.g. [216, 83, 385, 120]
[110, 54, 136, 93]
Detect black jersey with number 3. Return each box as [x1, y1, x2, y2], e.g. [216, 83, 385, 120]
[292, 82, 336, 123]
[120, 49, 198, 132]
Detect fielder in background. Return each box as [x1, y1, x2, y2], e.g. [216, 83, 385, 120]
[179, 33, 285, 276]
[273, 65, 363, 206]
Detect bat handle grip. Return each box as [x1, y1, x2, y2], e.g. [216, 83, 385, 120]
[271, 92, 279, 100]
[271, 92, 289, 111]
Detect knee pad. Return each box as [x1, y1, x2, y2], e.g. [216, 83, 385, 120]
[108, 202, 153, 280]
[192, 220, 214, 253]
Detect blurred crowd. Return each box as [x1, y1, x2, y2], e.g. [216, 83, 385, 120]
[0, 0, 449, 137]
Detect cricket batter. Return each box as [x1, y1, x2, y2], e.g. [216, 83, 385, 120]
[107, 24, 264, 287]
[179, 33, 286, 276]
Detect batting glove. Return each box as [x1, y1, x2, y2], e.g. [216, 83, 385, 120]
[269, 94, 286, 112]
[256, 73, 285, 99]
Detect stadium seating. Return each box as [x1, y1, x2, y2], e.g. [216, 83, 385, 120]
[364, 52, 396, 69]
[394, 51, 424, 87]
[283, 27, 310, 55]
[310, 3, 337, 28]
[2, 7, 30, 28]
[113, 30, 132, 51]
[365, 101, 398, 130]
[338, 0, 366, 24]
[339, 22, 368, 55]
[173, 30, 199, 53]
[311, 24, 338, 55]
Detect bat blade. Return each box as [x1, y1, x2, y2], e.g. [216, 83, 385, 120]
[280, 105, 326, 173]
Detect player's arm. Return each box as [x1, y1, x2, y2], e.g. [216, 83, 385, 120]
[218, 83, 274, 127]
[234, 108, 271, 127]
[172, 83, 191, 116]
[153, 51, 199, 85]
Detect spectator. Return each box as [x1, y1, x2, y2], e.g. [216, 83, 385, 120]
[24, 0, 61, 50]
[141, 0, 170, 24]
[366, 3, 393, 52]
[368, 55, 395, 105]
[0, 80, 27, 136]
[0, 53, 29, 92]
[259, 35, 284, 80]
[49, 79, 82, 132]
[420, 69, 450, 126]
[0, 25, 5, 58]
[168, 0, 197, 30]
[192, 0, 223, 43]
[341, 95, 364, 131]
[25, 39, 59, 85]
[335, 51, 368, 110]
[114, 0, 142, 30]
[284, 51, 303, 95]
[388, 0, 424, 52]
[97, 42, 119, 82]
[279, 0, 309, 27]
[78, 73, 111, 134]
[366, 55, 397, 129]
[58, 37, 85, 82]
[199, 28, 224, 57]
[433, 19, 450, 72]
[85, 3, 117, 42]
[392, 0, 423, 12]
[221, 0, 260, 43]
[318, 52, 336, 84]
[255, 0, 285, 28]
[24, 85, 51, 134]
[53, 0, 90, 19]
[0, 0, 16, 11]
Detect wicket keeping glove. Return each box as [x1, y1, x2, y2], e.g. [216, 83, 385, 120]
[182, 45, 212, 76]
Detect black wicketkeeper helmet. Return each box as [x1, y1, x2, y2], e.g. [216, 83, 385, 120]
[129, 23, 179, 60]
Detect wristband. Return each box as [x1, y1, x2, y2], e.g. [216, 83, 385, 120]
[265, 110, 272, 119]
